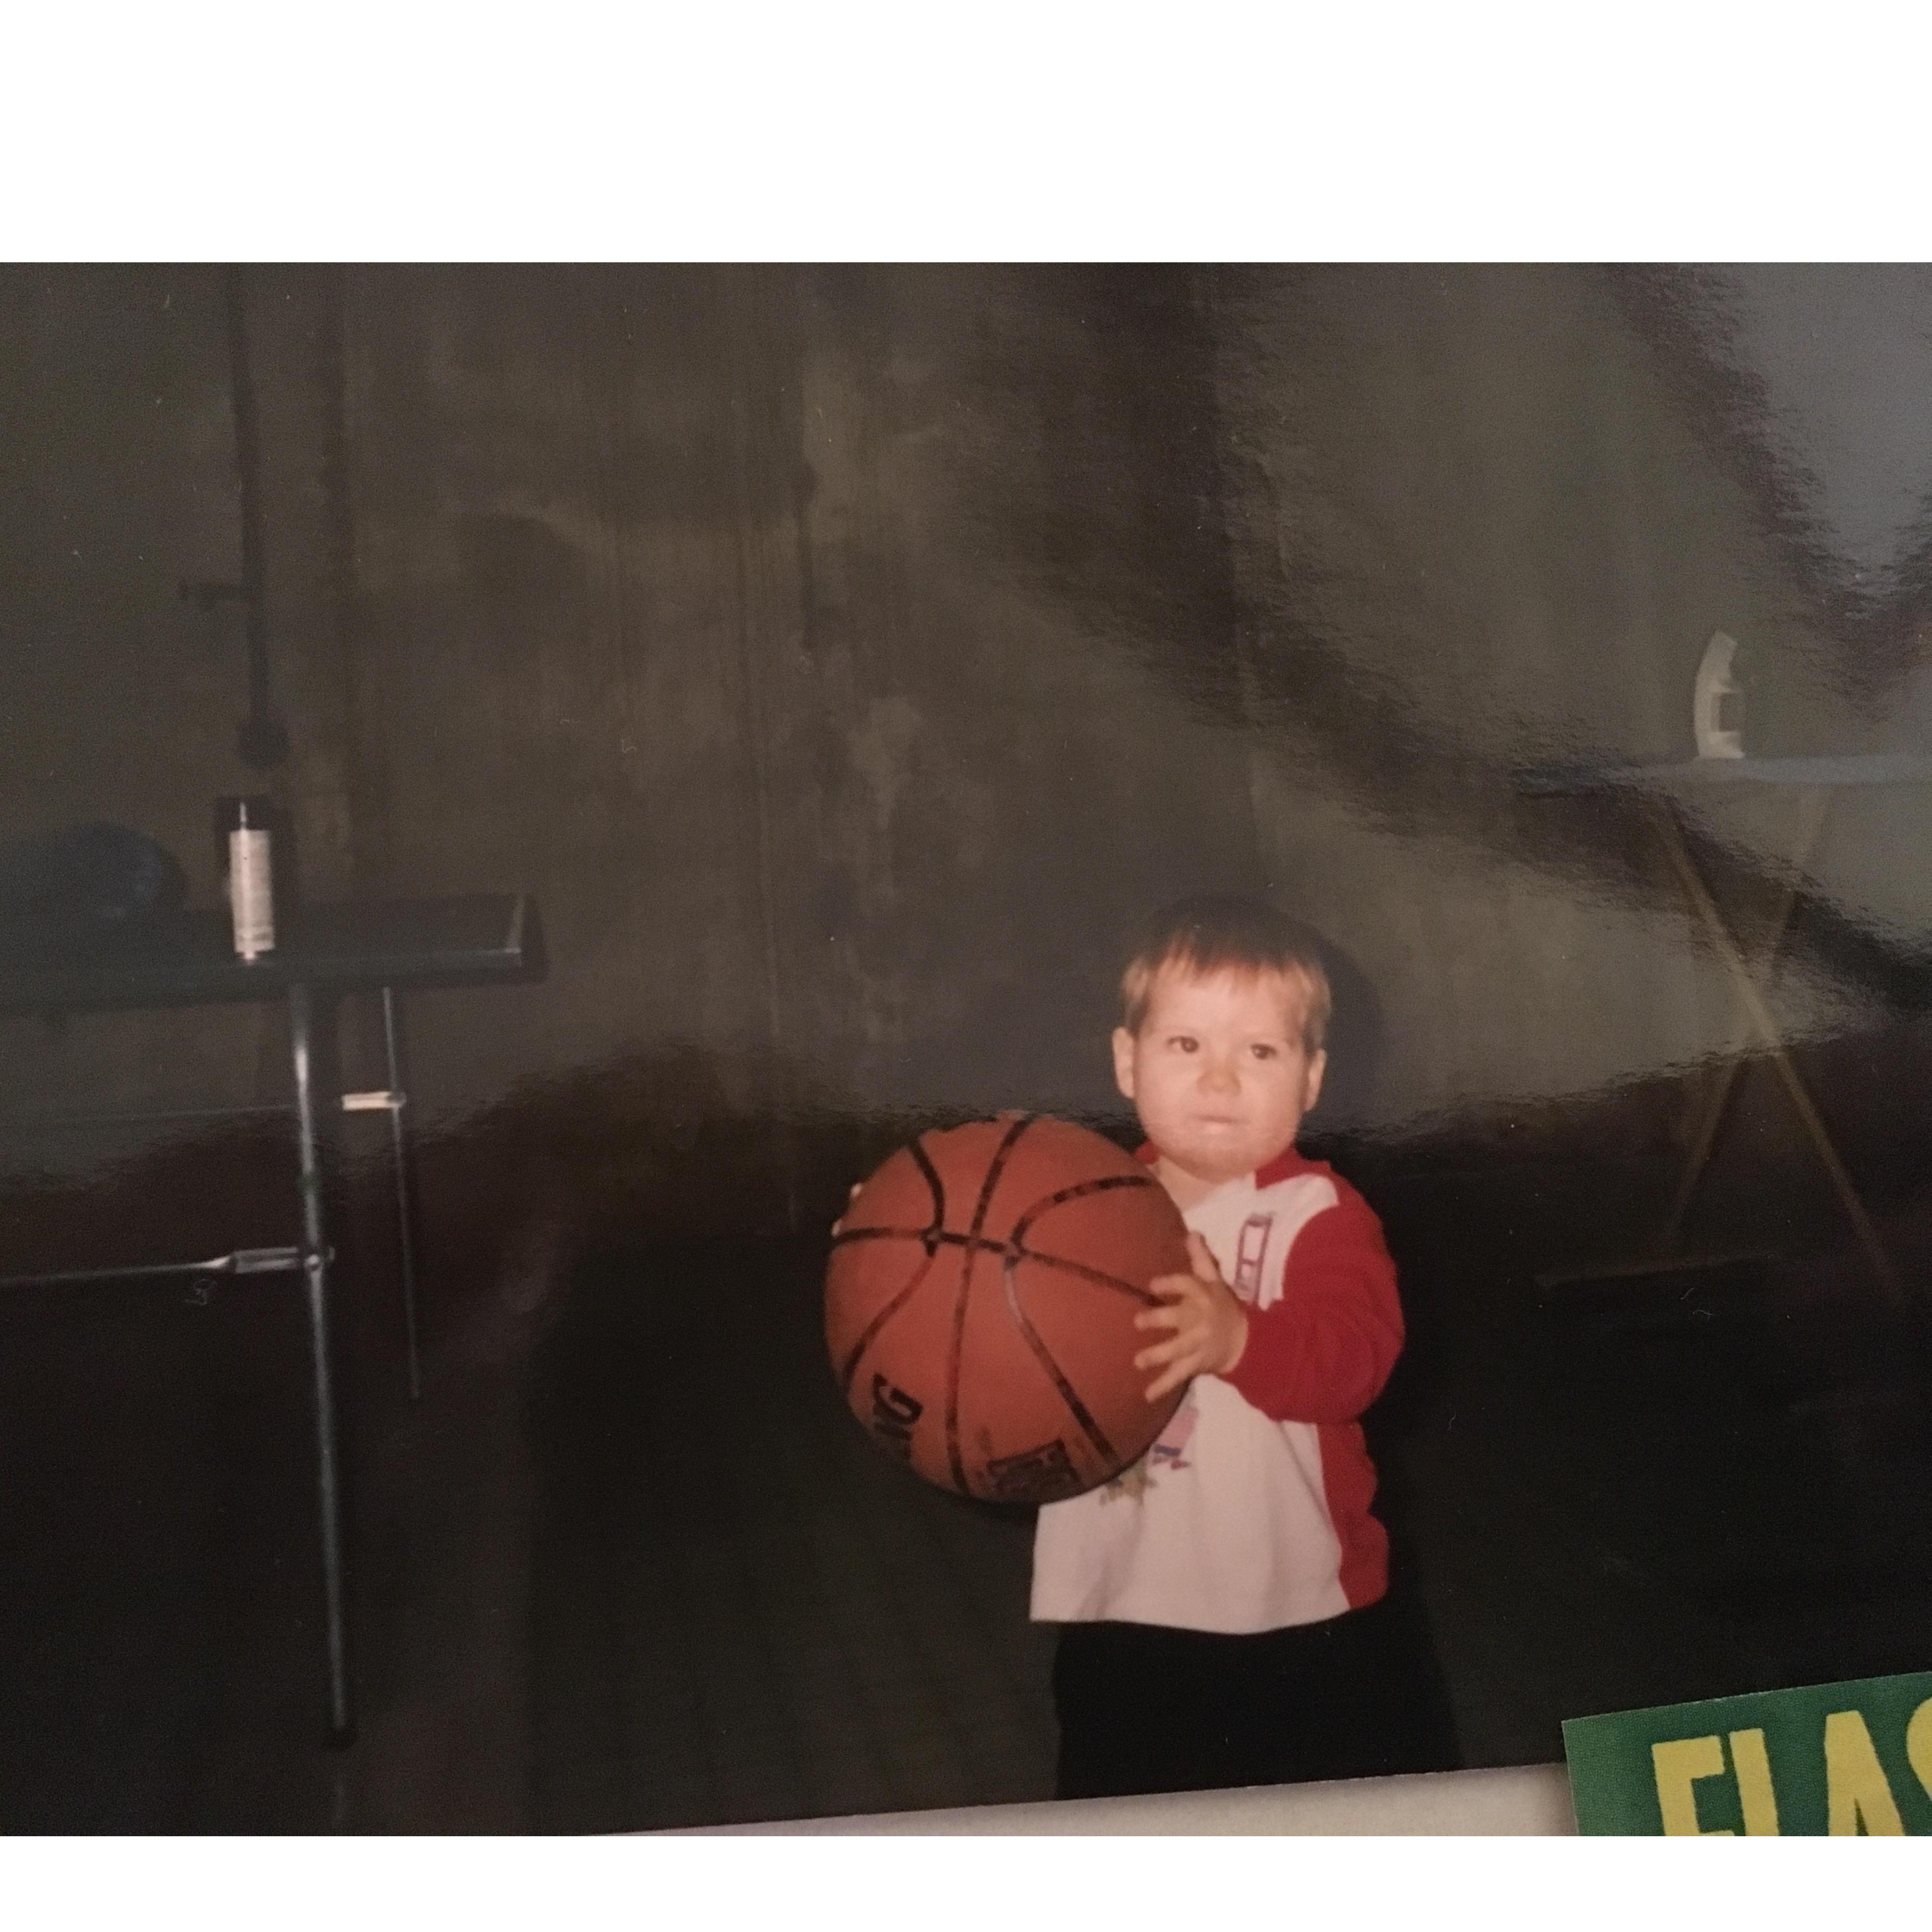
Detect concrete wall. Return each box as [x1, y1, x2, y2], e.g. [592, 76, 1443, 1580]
[4, 264, 1924, 1226]
[1213, 268, 1932, 1134]
[3, 269, 268, 1125]
[336, 266, 1257, 1130]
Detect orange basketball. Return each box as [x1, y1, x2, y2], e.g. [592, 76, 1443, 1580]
[825, 1114, 1190, 1503]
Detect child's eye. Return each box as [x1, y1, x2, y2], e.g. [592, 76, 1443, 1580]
[1251, 1044, 1277, 1060]
[1171, 1036, 1198, 1053]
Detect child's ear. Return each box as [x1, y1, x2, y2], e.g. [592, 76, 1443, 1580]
[1303, 1048, 1327, 1113]
[1111, 1026, 1138, 1101]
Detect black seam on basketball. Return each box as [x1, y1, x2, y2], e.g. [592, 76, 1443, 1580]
[834, 1226, 1012, 1255]
[837, 1246, 940, 1396]
[968, 1114, 1038, 1244]
[1007, 1172, 1163, 1247]
[948, 1113, 1038, 1493]
[946, 1253, 973, 1493]
[908, 1135, 947, 1251]
[1001, 1255, 1117, 1467]
[1013, 1245, 1162, 1307]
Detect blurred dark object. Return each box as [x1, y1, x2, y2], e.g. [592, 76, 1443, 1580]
[0, 823, 187, 957]
[174, 264, 291, 773]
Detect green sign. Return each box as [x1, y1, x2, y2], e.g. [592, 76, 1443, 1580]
[1563, 1669, 1932, 1834]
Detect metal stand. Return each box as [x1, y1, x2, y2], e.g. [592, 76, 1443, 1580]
[2, 976, 424, 1395]
[1524, 758, 1927, 1308]
[290, 981, 352, 1741]
[0, 992, 362, 1737]
[1647, 795, 1910, 1314]
[1656, 787, 1833, 1251]
[0, 892, 535, 1744]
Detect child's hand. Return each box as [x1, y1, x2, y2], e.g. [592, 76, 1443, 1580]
[1133, 1231, 1249, 1403]
[830, 1182, 860, 1238]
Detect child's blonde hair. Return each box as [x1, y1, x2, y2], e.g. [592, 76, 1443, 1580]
[1120, 895, 1332, 1052]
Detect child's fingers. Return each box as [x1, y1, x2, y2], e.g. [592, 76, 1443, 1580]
[1134, 1326, 1204, 1377]
[1133, 1334, 1185, 1374]
[1143, 1354, 1197, 1402]
[1133, 1302, 1187, 1333]
[1185, 1231, 1221, 1280]
[831, 1181, 863, 1237]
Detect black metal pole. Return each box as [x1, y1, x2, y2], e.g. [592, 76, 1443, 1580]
[381, 985, 422, 1399]
[222, 265, 290, 771]
[290, 980, 352, 1740]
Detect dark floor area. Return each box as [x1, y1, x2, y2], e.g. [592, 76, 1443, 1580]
[2, 1108, 1930, 1830]
[527, 1239, 1057, 1829]
[0, 1239, 348, 1828]
[1371, 1152, 1932, 1763]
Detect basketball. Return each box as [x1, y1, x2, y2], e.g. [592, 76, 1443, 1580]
[825, 1114, 1191, 1503]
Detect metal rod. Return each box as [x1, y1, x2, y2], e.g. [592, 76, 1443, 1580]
[0, 1103, 293, 1139]
[0, 1245, 304, 1291]
[291, 981, 352, 1740]
[223, 264, 289, 771]
[382, 985, 422, 1400]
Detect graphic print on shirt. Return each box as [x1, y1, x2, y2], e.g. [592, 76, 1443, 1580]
[1100, 1386, 1199, 1503]
[1093, 1209, 1276, 1507]
[1231, 1212, 1275, 1302]
[1146, 1386, 1199, 1472]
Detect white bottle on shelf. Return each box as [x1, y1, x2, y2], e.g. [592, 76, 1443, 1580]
[228, 798, 275, 960]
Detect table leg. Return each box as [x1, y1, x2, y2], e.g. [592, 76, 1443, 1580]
[1650, 798, 1913, 1315]
[381, 986, 422, 1400]
[290, 980, 353, 1740]
[1659, 786, 1834, 1251]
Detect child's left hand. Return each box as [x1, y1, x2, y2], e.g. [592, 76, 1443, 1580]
[1133, 1231, 1249, 1403]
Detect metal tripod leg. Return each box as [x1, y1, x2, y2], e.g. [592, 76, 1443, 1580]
[290, 981, 352, 1740]
[1650, 798, 1911, 1314]
[1659, 786, 1833, 1251]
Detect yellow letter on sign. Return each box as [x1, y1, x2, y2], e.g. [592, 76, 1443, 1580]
[1728, 1728, 1780, 1836]
[1653, 1735, 1731, 1835]
[1824, 1710, 1904, 1835]
[1908, 1697, 1932, 1802]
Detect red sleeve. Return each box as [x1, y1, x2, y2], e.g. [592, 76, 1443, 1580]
[1221, 1189, 1404, 1424]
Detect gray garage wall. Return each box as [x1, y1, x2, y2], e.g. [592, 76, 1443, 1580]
[3, 265, 1923, 1223]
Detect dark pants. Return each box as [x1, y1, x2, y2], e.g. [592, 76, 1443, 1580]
[1051, 1590, 1461, 1800]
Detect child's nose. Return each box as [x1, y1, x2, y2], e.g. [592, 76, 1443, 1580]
[1199, 1056, 1240, 1092]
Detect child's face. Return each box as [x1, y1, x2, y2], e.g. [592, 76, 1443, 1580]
[1112, 964, 1326, 1194]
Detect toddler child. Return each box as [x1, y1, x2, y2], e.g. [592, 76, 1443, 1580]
[1032, 894, 1454, 1797]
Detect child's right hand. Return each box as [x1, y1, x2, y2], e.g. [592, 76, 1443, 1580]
[1134, 1231, 1250, 1402]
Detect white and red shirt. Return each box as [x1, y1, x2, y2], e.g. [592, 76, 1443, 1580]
[1029, 1146, 1403, 1634]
